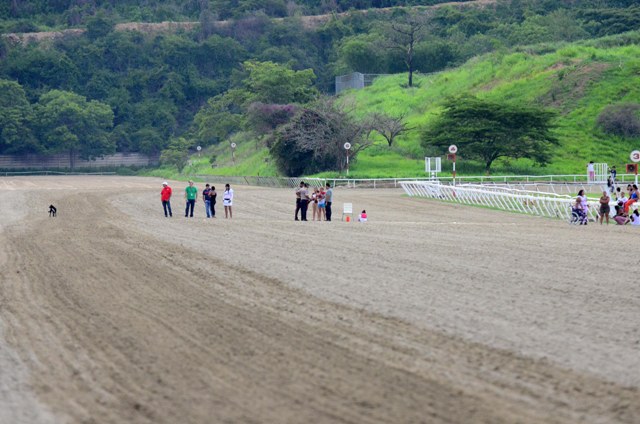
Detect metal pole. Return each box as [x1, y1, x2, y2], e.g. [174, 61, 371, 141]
[346, 152, 349, 176]
[452, 154, 456, 186]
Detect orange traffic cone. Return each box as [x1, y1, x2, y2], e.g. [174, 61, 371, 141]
[346, 216, 350, 222]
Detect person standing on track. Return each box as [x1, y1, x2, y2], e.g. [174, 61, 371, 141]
[223, 183, 234, 219]
[578, 189, 589, 224]
[324, 182, 333, 221]
[184, 180, 198, 218]
[599, 191, 611, 225]
[294, 181, 303, 221]
[161, 181, 172, 218]
[299, 183, 310, 221]
[209, 185, 217, 218]
[203, 184, 212, 218]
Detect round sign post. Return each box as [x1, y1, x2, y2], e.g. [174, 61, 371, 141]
[196, 145, 202, 157]
[631, 150, 640, 185]
[344, 142, 352, 176]
[448, 145, 458, 185]
[230, 142, 237, 163]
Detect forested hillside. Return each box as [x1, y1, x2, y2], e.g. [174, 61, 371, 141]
[1, 0, 639, 175]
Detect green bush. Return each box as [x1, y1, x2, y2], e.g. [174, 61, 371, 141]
[596, 103, 640, 138]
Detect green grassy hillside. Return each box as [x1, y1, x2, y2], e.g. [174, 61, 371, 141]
[167, 31, 640, 179]
[345, 32, 640, 177]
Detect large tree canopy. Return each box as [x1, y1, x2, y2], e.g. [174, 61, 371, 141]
[269, 97, 371, 176]
[0, 79, 38, 153]
[192, 61, 317, 146]
[33, 90, 115, 164]
[422, 95, 558, 173]
[243, 60, 318, 105]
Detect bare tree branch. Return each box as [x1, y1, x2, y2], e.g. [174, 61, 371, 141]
[369, 113, 414, 147]
[385, 12, 430, 87]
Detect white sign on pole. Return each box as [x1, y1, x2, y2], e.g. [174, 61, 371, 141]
[344, 142, 351, 150]
[448, 144, 458, 154]
[196, 146, 202, 151]
[631, 150, 640, 163]
[230, 142, 237, 149]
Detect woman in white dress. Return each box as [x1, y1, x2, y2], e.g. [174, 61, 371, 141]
[223, 183, 234, 219]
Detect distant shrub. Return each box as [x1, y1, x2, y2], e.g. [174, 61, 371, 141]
[596, 103, 640, 138]
[246, 102, 297, 134]
[9, 21, 39, 33]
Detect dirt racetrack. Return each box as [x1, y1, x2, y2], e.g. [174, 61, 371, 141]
[0, 176, 639, 424]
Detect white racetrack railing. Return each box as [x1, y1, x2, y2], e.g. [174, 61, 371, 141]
[400, 181, 615, 221]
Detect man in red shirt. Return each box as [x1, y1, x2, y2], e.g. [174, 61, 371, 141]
[161, 181, 173, 217]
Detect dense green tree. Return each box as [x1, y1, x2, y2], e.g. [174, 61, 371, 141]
[243, 61, 318, 104]
[33, 90, 115, 167]
[132, 127, 166, 154]
[0, 79, 38, 153]
[338, 34, 387, 73]
[85, 11, 114, 40]
[193, 61, 316, 145]
[193, 89, 248, 145]
[1, 47, 79, 95]
[422, 95, 558, 173]
[160, 136, 192, 172]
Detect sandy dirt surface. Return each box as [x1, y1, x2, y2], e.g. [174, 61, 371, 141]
[0, 175, 638, 424]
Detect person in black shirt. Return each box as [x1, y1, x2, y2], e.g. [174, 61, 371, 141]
[209, 185, 217, 218]
[203, 184, 212, 218]
[294, 181, 304, 221]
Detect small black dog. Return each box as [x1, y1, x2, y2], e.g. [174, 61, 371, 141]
[49, 204, 57, 217]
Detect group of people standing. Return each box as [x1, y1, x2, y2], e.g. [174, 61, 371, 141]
[160, 181, 234, 219]
[574, 183, 640, 225]
[295, 181, 333, 222]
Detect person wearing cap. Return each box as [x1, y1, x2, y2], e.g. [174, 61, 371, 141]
[161, 181, 172, 217]
[184, 180, 198, 218]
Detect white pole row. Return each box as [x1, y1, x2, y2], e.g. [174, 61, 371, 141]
[400, 181, 614, 221]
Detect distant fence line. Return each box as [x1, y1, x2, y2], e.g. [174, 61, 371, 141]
[191, 174, 637, 190]
[193, 175, 434, 189]
[1, 171, 117, 176]
[0, 153, 159, 170]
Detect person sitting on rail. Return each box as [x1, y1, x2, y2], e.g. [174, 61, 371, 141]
[624, 184, 638, 214]
[615, 187, 624, 202]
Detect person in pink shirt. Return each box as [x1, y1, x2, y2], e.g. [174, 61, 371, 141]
[358, 210, 368, 222]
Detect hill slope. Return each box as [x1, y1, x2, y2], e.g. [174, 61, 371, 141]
[349, 34, 640, 176]
[185, 31, 640, 178]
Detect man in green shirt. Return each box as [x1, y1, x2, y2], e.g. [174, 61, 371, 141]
[184, 180, 198, 218]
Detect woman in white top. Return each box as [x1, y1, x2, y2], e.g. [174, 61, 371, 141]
[631, 209, 640, 226]
[223, 183, 234, 219]
[578, 189, 589, 221]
